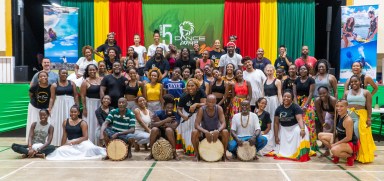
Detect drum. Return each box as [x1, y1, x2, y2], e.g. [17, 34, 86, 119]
[106, 139, 128, 161]
[152, 138, 173, 161]
[198, 138, 224, 162]
[237, 141, 256, 161]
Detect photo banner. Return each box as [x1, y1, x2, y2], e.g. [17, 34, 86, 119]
[143, 0, 224, 51]
[44, 6, 79, 69]
[340, 5, 379, 83]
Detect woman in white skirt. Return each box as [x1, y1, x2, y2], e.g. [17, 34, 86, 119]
[263, 64, 282, 121]
[177, 79, 206, 156]
[132, 96, 152, 151]
[80, 64, 103, 144]
[48, 69, 78, 146]
[255, 98, 274, 156]
[67, 46, 97, 87]
[273, 90, 310, 162]
[27, 71, 51, 142]
[47, 105, 106, 160]
[143, 68, 163, 113]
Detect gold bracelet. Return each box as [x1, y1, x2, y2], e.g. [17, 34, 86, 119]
[322, 123, 326, 127]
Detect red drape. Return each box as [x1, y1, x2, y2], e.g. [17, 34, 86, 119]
[223, 0, 260, 58]
[109, 0, 144, 56]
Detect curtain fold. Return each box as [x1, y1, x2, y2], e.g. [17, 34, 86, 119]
[277, 0, 315, 60]
[109, 0, 144, 57]
[94, 0, 109, 62]
[259, 0, 278, 64]
[223, 0, 260, 58]
[61, 0, 95, 55]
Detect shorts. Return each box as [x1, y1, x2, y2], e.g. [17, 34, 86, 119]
[348, 140, 360, 154]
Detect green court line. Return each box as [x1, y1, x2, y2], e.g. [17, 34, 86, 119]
[142, 161, 157, 181]
[0, 147, 11, 153]
[316, 151, 361, 181]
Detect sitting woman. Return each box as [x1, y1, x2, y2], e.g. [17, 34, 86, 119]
[132, 96, 152, 151]
[12, 109, 55, 158]
[95, 95, 113, 146]
[46, 105, 106, 160]
[255, 98, 274, 156]
[230, 69, 252, 129]
[146, 94, 180, 160]
[273, 90, 310, 162]
[318, 99, 359, 166]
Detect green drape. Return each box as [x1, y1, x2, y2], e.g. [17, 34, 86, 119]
[277, 0, 315, 60]
[61, 0, 95, 55]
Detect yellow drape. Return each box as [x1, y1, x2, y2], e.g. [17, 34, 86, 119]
[259, 0, 278, 65]
[5, 0, 12, 56]
[94, 0, 109, 62]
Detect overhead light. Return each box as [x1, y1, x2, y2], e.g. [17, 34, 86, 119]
[52, 3, 61, 7]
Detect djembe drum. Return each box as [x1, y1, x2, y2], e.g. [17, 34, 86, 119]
[106, 139, 128, 161]
[152, 138, 173, 161]
[237, 141, 256, 161]
[198, 138, 224, 162]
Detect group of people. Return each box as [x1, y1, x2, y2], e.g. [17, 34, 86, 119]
[13, 31, 377, 165]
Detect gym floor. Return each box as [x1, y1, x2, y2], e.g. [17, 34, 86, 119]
[0, 137, 383, 181]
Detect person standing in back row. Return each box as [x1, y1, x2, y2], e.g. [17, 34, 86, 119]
[100, 62, 128, 108]
[295, 46, 317, 76]
[252, 48, 271, 71]
[219, 42, 242, 75]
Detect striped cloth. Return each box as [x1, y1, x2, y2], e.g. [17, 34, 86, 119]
[105, 108, 136, 132]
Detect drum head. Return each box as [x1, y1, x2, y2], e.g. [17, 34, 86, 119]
[198, 138, 224, 162]
[152, 138, 173, 161]
[107, 139, 128, 161]
[236, 141, 256, 161]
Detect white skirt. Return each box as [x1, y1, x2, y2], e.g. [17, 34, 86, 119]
[84, 97, 101, 144]
[49, 95, 75, 146]
[67, 73, 84, 87]
[147, 101, 161, 113]
[46, 140, 106, 160]
[176, 109, 196, 155]
[258, 95, 279, 155]
[274, 124, 310, 159]
[259, 131, 275, 156]
[26, 103, 41, 142]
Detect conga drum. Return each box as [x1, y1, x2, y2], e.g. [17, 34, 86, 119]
[237, 141, 256, 161]
[106, 139, 128, 161]
[152, 138, 173, 161]
[198, 138, 224, 162]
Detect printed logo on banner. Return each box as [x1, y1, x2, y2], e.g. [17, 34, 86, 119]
[159, 21, 206, 46]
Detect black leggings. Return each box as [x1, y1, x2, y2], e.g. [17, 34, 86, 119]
[11, 143, 55, 155]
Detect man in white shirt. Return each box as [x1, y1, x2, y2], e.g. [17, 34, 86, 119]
[242, 57, 266, 112]
[218, 42, 242, 75]
[228, 100, 267, 160]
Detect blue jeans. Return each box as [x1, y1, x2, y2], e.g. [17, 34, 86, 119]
[228, 136, 268, 156]
[105, 127, 135, 143]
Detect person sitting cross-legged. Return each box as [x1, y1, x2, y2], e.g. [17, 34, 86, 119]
[228, 100, 268, 160]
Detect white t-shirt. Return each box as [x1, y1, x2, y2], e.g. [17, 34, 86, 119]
[243, 69, 266, 106]
[218, 53, 242, 75]
[231, 112, 260, 137]
[147, 43, 169, 58]
[130, 45, 147, 68]
[76, 57, 97, 75]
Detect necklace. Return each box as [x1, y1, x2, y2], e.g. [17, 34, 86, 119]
[241, 113, 250, 128]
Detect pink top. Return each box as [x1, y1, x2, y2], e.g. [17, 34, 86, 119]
[294, 56, 317, 69]
[198, 59, 212, 69]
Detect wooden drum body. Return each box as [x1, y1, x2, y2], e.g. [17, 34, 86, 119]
[198, 138, 224, 162]
[152, 138, 173, 161]
[106, 139, 128, 161]
[237, 141, 256, 161]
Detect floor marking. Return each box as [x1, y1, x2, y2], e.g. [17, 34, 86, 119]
[163, 166, 200, 181]
[316, 150, 361, 181]
[277, 164, 291, 181]
[356, 165, 383, 181]
[0, 161, 35, 180]
[142, 161, 157, 181]
[0, 147, 10, 153]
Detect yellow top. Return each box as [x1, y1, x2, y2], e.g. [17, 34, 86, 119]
[145, 83, 161, 101]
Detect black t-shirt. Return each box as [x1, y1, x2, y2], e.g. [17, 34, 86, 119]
[274, 56, 292, 74]
[178, 89, 207, 113]
[100, 75, 128, 107]
[96, 44, 122, 60]
[294, 77, 315, 96]
[282, 77, 296, 91]
[191, 51, 202, 60]
[104, 59, 120, 73]
[29, 84, 51, 109]
[175, 59, 196, 74]
[144, 58, 170, 74]
[258, 111, 271, 131]
[209, 50, 225, 68]
[274, 103, 303, 127]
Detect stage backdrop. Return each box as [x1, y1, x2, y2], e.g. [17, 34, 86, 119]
[143, 0, 224, 52]
[340, 5, 379, 83]
[44, 6, 79, 69]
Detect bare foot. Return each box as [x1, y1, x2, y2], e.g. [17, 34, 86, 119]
[145, 154, 153, 160]
[222, 155, 229, 162]
[35, 153, 45, 159]
[319, 150, 330, 158]
[144, 144, 149, 151]
[193, 155, 199, 162]
[134, 142, 140, 152]
[21, 154, 27, 159]
[127, 150, 132, 158]
[173, 152, 180, 161]
[253, 156, 259, 160]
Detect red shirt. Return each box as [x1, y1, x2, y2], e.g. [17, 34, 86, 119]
[295, 56, 317, 75]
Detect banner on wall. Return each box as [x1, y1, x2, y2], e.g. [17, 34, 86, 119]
[143, 0, 223, 52]
[340, 5, 379, 83]
[44, 6, 78, 70]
